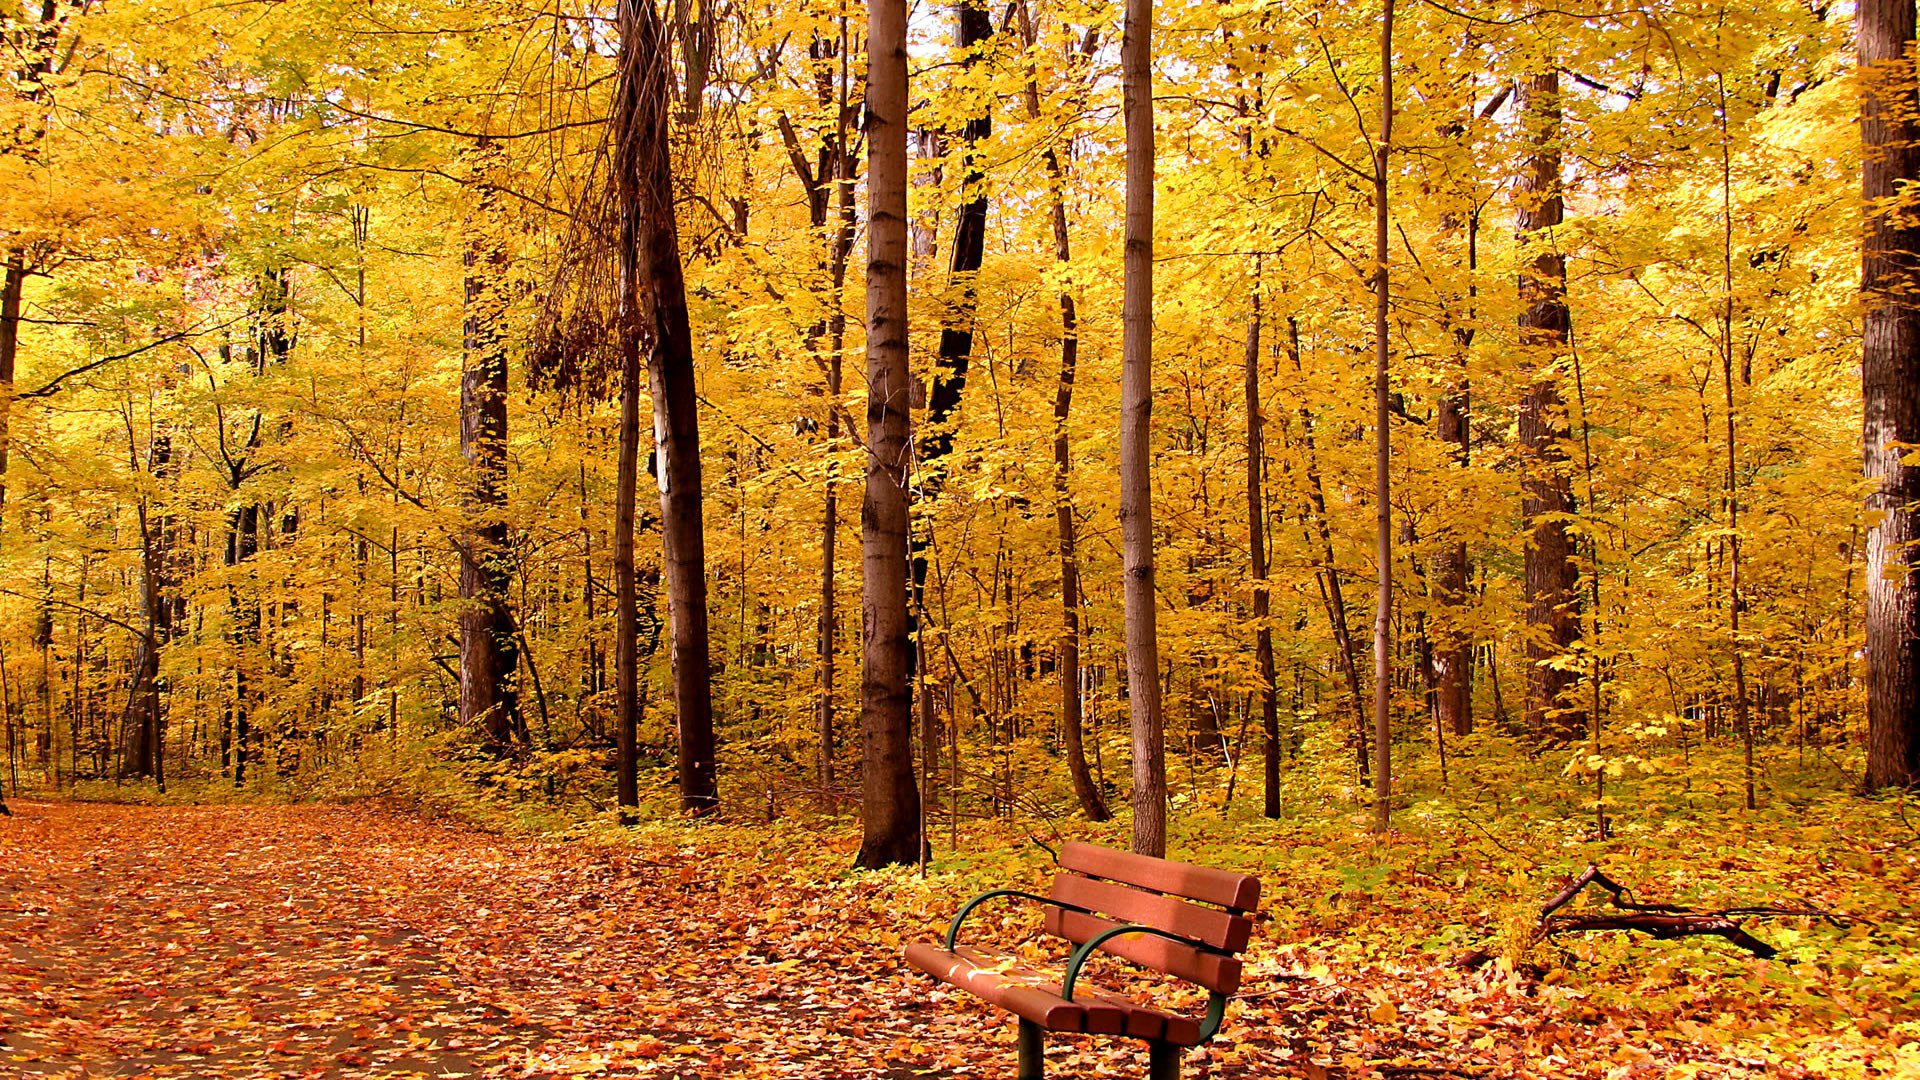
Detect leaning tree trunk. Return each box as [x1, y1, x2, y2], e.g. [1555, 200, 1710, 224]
[611, 0, 717, 813]
[1515, 71, 1585, 742]
[908, 0, 994, 805]
[857, 0, 923, 868]
[1862, 0, 1920, 790]
[1120, 0, 1166, 858]
[458, 138, 520, 750]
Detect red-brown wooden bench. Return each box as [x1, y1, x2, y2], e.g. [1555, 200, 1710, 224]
[906, 841, 1261, 1080]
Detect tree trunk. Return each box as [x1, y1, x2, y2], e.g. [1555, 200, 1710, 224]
[1515, 71, 1585, 742]
[1431, 206, 1476, 738]
[120, 433, 172, 780]
[1120, 0, 1166, 857]
[614, 330, 642, 813]
[1244, 279, 1279, 819]
[0, 261, 19, 511]
[1369, 0, 1396, 836]
[458, 139, 520, 750]
[858, 0, 923, 868]
[1863, 0, 1920, 790]
[1019, 3, 1107, 822]
[1288, 320, 1371, 779]
[613, 0, 717, 813]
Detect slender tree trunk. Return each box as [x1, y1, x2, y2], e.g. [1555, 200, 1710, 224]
[1515, 70, 1585, 742]
[1861, 0, 1920, 790]
[1432, 200, 1476, 737]
[0, 261, 20, 511]
[1120, 0, 1166, 857]
[614, 332, 641, 813]
[1370, 0, 1396, 835]
[1019, 2, 1107, 822]
[1288, 320, 1370, 778]
[458, 139, 520, 750]
[858, 0, 923, 867]
[908, 0, 994, 811]
[1245, 275, 1279, 819]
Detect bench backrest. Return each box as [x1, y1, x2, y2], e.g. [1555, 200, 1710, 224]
[1042, 842, 1261, 995]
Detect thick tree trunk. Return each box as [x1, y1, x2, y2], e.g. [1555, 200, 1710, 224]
[1370, 0, 1396, 835]
[1862, 0, 1920, 790]
[458, 140, 520, 750]
[120, 435, 172, 781]
[858, 0, 923, 868]
[1515, 71, 1585, 742]
[1120, 0, 1166, 857]
[613, 0, 717, 813]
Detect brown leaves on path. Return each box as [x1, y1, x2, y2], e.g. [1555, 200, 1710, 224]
[0, 801, 1874, 1080]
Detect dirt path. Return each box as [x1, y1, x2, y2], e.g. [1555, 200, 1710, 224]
[0, 801, 975, 1079]
[0, 801, 546, 1077]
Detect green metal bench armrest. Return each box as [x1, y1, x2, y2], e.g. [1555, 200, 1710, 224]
[1061, 923, 1233, 1043]
[944, 888, 1093, 951]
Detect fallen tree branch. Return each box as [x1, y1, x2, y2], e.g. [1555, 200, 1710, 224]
[1532, 864, 1847, 961]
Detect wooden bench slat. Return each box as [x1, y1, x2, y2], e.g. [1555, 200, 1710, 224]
[1059, 841, 1261, 911]
[1045, 907, 1245, 995]
[1049, 873, 1254, 953]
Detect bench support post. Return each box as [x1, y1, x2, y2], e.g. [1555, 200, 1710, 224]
[1148, 1041, 1181, 1080]
[1017, 1019, 1044, 1079]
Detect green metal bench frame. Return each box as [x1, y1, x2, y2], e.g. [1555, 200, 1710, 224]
[945, 888, 1234, 1080]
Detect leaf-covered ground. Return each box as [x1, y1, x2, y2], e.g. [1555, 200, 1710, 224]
[1, 796, 1912, 1078]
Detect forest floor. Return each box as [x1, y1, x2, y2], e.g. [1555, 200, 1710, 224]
[0, 794, 1912, 1079]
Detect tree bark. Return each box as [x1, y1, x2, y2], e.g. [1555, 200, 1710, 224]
[1019, 2, 1107, 822]
[1245, 279, 1279, 819]
[1862, 0, 1920, 790]
[614, 0, 717, 813]
[1370, 0, 1396, 836]
[458, 139, 520, 750]
[858, 0, 923, 868]
[1288, 320, 1371, 780]
[1515, 71, 1585, 742]
[0, 261, 19, 511]
[1120, 0, 1166, 857]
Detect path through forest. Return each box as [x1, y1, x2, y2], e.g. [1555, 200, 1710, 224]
[2, 800, 1864, 1079]
[0, 801, 989, 1078]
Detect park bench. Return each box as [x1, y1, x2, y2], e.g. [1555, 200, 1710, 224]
[906, 841, 1261, 1080]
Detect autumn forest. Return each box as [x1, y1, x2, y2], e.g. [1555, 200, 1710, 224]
[1, 0, 1917, 1074]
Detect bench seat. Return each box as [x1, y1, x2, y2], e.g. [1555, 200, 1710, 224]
[906, 843, 1260, 1077]
[905, 943, 1204, 1045]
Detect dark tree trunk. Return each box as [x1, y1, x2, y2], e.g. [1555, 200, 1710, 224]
[614, 330, 642, 813]
[1515, 71, 1585, 742]
[613, 0, 717, 813]
[858, 0, 923, 868]
[120, 435, 172, 781]
[1862, 0, 1920, 790]
[1432, 203, 1476, 738]
[0, 260, 19, 510]
[458, 139, 520, 750]
[1245, 281, 1279, 818]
